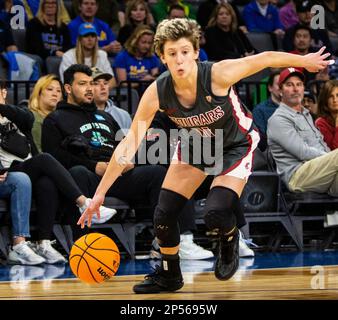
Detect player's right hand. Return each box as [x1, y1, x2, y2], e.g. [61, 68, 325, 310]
[77, 194, 105, 229]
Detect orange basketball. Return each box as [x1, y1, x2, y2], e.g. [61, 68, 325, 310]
[69, 233, 120, 284]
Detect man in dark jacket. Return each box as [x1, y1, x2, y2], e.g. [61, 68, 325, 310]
[41, 64, 167, 243]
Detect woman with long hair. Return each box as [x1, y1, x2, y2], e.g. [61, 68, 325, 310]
[114, 25, 159, 87]
[118, 0, 155, 45]
[315, 80, 338, 150]
[204, 3, 256, 61]
[25, 0, 71, 60]
[59, 22, 114, 84]
[0, 78, 116, 264]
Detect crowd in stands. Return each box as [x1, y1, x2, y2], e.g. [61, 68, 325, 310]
[0, 0, 338, 265]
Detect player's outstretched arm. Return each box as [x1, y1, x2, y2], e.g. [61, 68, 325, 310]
[214, 47, 332, 88]
[77, 82, 160, 228]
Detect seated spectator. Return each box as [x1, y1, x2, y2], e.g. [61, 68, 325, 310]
[196, 0, 248, 33]
[117, 0, 155, 46]
[41, 64, 166, 241]
[279, 0, 298, 30]
[283, 0, 333, 53]
[59, 22, 114, 83]
[204, 3, 255, 61]
[0, 170, 46, 265]
[114, 25, 160, 89]
[91, 67, 131, 133]
[315, 80, 338, 150]
[0, 77, 116, 264]
[68, 0, 122, 56]
[151, 0, 196, 23]
[288, 25, 316, 83]
[25, 0, 71, 60]
[91, 67, 214, 260]
[267, 68, 338, 198]
[28, 74, 63, 152]
[320, 0, 338, 37]
[253, 70, 281, 150]
[242, 0, 285, 36]
[21, 0, 70, 23]
[72, 0, 120, 34]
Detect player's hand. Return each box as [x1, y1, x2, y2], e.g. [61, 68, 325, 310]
[77, 194, 105, 229]
[303, 47, 332, 73]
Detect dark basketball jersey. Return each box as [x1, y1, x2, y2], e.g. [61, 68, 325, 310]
[156, 61, 259, 175]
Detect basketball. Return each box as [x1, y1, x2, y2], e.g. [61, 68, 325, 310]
[69, 233, 120, 284]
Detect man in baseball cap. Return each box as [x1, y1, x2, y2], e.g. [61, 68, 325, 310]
[278, 67, 305, 86]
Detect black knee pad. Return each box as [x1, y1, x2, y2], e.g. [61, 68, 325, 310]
[154, 189, 188, 247]
[203, 187, 239, 234]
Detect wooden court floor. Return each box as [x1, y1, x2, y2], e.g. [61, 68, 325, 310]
[0, 265, 337, 300]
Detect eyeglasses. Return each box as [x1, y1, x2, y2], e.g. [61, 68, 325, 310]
[44, 1, 57, 5]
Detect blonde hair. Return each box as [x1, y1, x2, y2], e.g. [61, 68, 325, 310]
[207, 3, 238, 32]
[75, 35, 99, 66]
[29, 74, 62, 113]
[153, 18, 200, 57]
[125, 25, 155, 57]
[36, 0, 68, 28]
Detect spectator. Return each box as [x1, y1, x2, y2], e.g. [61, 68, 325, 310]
[319, 0, 338, 37]
[25, 0, 71, 60]
[151, 0, 196, 23]
[315, 80, 338, 150]
[1, 170, 46, 265]
[21, 0, 70, 23]
[267, 68, 338, 198]
[114, 25, 160, 88]
[59, 22, 114, 83]
[91, 67, 131, 133]
[117, 0, 155, 46]
[196, 0, 248, 33]
[283, 0, 333, 53]
[28, 74, 63, 152]
[0, 77, 116, 264]
[242, 0, 285, 35]
[41, 64, 166, 241]
[72, 0, 120, 34]
[279, 0, 299, 29]
[288, 25, 316, 83]
[253, 70, 281, 149]
[0, 0, 28, 25]
[67, 0, 122, 55]
[204, 3, 255, 61]
[91, 67, 214, 260]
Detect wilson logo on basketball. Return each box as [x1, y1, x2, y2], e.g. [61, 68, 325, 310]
[97, 267, 112, 281]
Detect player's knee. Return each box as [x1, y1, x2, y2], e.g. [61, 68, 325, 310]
[203, 187, 239, 233]
[153, 189, 188, 247]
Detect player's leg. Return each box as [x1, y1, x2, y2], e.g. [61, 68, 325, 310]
[204, 176, 246, 280]
[133, 160, 207, 294]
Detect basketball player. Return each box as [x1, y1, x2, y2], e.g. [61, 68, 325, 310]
[78, 19, 331, 294]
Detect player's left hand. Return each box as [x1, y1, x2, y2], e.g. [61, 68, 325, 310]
[303, 47, 332, 73]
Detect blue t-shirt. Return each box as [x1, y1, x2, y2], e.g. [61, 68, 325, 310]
[68, 16, 116, 47]
[113, 50, 160, 81]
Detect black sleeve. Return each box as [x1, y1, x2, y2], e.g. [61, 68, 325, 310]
[25, 19, 45, 56]
[283, 28, 295, 52]
[60, 24, 72, 52]
[41, 115, 98, 171]
[0, 103, 34, 132]
[0, 21, 15, 49]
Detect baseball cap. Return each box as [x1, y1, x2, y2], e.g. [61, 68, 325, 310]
[296, 0, 312, 13]
[78, 22, 98, 37]
[91, 67, 113, 81]
[278, 67, 305, 86]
